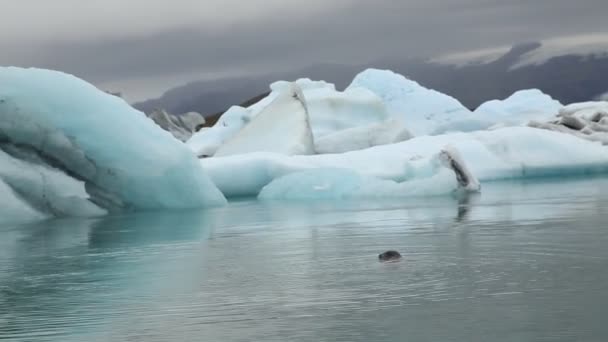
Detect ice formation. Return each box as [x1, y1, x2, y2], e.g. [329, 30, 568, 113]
[147, 109, 205, 142]
[202, 127, 608, 199]
[475, 89, 562, 119]
[432, 89, 563, 134]
[258, 146, 479, 201]
[214, 84, 315, 157]
[187, 76, 396, 157]
[347, 69, 473, 136]
[0, 174, 48, 224]
[0, 67, 226, 223]
[3, 65, 608, 215]
[529, 101, 608, 145]
[187, 106, 251, 158]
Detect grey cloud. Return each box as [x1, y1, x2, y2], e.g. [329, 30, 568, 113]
[2, 0, 608, 100]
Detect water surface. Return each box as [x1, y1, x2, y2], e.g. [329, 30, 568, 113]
[1, 177, 608, 341]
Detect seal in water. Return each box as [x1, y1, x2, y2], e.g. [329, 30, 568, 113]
[379, 250, 402, 262]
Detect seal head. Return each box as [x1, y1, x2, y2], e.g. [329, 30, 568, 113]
[379, 250, 402, 262]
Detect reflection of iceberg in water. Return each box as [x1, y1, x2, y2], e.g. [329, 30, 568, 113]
[0, 211, 218, 340]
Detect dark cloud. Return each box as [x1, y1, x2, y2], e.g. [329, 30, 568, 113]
[2, 0, 608, 101]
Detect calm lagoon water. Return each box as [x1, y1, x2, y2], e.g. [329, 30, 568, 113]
[2, 177, 608, 341]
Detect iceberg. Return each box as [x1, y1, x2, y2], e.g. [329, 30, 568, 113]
[187, 105, 251, 158]
[347, 69, 473, 136]
[4, 66, 608, 213]
[258, 167, 459, 201]
[432, 89, 563, 134]
[529, 101, 608, 145]
[259, 146, 479, 200]
[214, 84, 315, 157]
[475, 89, 562, 120]
[187, 77, 395, 157]
[0, 67, 226, 221]
[202, 126, 608, 199]
[147, 109, 205, 142]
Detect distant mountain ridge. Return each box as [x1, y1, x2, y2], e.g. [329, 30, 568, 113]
[133, 42, 608, 119]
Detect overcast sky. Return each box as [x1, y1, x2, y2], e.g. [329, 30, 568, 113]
[2, 0, 607, 101]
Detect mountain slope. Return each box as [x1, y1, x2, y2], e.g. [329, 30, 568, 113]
[133, 42, 608, 118]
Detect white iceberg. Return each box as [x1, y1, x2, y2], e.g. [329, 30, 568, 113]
[0, 67, 227, 220]
[475, 89, 562, 120]
[432, 89, 563, 134]
[347, 68, 473, 136]
[186, 105, 251, 158]
[202, 127, 608, 199]
[214, 84, 315, 157]
[529, 101, 608, 145]
[187, 77, 396, 157]
[259, 146, 479, 200]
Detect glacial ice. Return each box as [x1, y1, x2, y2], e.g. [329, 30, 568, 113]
[187, 77, 396, 157]
[314, 119, 412, 154]
[432, 89, 563, 134]
[0, 178, 47, 224]
[475, 89, 562, 120]
[258, 166, 460, 201]
[0, 67, 227, 218]
[214, 84, 316, 156]
[529, 101, 608, 145]
[147, 109, 205, 142]
[259, 146, 480, 201]
[0, 148, 106, 219]
[202, 127, 608, 199]
[347, 69, 473, 136]
[3, 66, 608, 212]
[187, 106, 251, 157]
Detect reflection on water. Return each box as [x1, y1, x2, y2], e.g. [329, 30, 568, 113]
[1, 177, 608, 341]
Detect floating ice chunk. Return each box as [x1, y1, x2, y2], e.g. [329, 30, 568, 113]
[559, 101, 608, 120]
[186, 106, 251, 157]
[476, 89, 562, 119]
[0, 67, 227, 212]
[433, 89, 562, 134]
[202, 127, 608, 199]
[189, 77, 393, 156]
[258, 147, 479, 201]
[214, 84, 315, 157]
[180, 112, 206, 132]
[347, 68, 472, 136]
[147, 109, 192, 142]
[528, 101, 608, 145]
[147, 110, 205, 142]
[258, 167, 459, 201]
